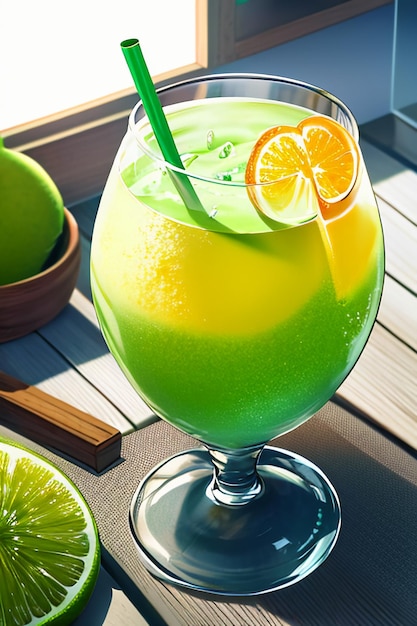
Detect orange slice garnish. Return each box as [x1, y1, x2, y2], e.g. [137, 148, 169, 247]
[245, 115, 359, 224]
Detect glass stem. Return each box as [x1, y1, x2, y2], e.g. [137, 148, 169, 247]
[207, 445, 264, 506]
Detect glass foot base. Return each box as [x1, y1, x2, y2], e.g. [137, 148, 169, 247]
[129, 446, 341, 596]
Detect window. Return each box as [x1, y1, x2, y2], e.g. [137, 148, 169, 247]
[3, 0, 390, 205]
[2, 0, 197, 130]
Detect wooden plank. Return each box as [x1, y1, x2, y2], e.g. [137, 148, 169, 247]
[73, 567, 153, 626]
[0, 370, 121, 472]
[357, 138, 417, 448]
[38, 289, 157, 432]
[337, 322, 417, 449]
[0, 332, 133, 434]
[378, 275, 417, 351]
[362, 139, 417, 225]
[378, 196, 417, 292]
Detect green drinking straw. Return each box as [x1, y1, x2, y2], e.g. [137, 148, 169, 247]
[121, 38, 204, 213]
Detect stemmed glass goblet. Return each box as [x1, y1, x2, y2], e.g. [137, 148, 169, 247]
[90, 74, 384, 595]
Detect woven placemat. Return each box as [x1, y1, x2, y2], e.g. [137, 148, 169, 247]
[2, 401, 416, 626]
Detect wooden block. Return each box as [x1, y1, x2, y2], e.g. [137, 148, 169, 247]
[0, 371, 121, 472]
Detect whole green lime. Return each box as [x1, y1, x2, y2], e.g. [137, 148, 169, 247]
[0, 136, 65, 285]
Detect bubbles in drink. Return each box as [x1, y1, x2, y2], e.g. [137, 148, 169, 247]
[207, 130, 215, 150]
[218, 141, 234, 159]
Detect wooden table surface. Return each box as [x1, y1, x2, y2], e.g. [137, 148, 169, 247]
[0, 128, 416, 625]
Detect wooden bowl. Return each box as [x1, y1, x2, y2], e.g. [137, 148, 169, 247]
[0, 208, 81, 343]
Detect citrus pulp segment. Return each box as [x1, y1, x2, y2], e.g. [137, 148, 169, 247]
[0, 439, 100, 625]
[245, 125, 320, 224]
[245, 115, 359, 224]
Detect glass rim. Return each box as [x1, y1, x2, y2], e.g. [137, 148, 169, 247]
[127, 72, 359, 188]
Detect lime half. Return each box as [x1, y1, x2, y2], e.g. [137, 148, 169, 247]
[0, 439, 100, 625]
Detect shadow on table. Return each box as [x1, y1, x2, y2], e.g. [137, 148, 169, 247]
[231, 414, 417, 625]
